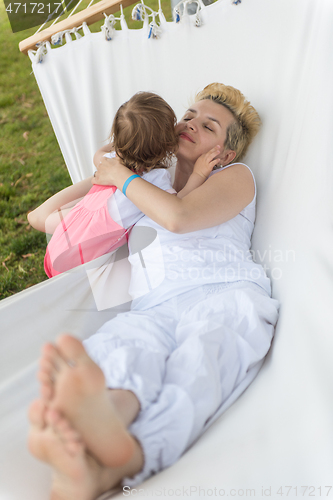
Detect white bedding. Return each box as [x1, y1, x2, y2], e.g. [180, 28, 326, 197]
[1, 0, 333, 498]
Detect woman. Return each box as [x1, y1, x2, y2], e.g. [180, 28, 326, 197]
[28, 83, 279, 500]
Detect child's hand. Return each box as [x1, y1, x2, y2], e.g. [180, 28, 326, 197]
[193, 146, 221, 180]
[93, 144, 114, 168]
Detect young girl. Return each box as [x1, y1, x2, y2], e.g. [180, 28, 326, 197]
[27, 92, 180, 277]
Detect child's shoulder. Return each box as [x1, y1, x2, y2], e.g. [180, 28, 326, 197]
[142, 168, 173, 190]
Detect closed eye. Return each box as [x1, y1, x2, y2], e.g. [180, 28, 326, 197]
[205, 125, 213, 131]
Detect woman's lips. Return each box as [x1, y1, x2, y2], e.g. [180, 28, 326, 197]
[179, 132, 195, 143]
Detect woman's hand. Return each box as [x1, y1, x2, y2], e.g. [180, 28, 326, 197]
[192, 145, 221, 180]
[92, 155, 125, 186]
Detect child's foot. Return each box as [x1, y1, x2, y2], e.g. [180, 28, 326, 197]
[38, 334, 136, 468]
[28, 399, 117, 500]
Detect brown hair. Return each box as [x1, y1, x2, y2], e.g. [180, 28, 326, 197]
[111, 92, 178, 174]
[195, 83, 261, 163]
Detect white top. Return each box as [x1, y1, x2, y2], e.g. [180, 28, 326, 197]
[128, 163, 272, 310]
[102, 152, 175, 229]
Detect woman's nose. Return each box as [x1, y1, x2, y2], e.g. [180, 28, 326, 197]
[186, 119, 196, 131]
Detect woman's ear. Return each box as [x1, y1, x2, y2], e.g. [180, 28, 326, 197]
[220, 149, 236, 166]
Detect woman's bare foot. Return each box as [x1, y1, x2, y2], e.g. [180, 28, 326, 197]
[37, 334, 138, 468]
[28, 399, 117, 500]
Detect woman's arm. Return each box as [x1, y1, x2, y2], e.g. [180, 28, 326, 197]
[28, 176, 93, 233]
[93, 157, 254, 234]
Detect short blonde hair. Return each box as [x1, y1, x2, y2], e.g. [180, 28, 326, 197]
[195, 83, 261, 163]
[111, 92, 178, 174]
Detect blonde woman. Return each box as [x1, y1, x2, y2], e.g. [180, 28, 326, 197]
[28, 83, 279, 500]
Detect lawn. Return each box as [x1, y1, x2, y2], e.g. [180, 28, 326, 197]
[0, 0, 172, 299]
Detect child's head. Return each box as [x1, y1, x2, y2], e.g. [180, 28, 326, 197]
[111, 92, 178, 174]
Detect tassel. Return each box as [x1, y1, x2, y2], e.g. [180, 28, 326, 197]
[132, 4, 144, 21]
[102, 15, 116, 41]
[194, 11, 201, 26]
[174, 7, 181, 22]
[72, 27, 82, 40]
[51, 32, 64, 46]
[148, 20, 162, 39]
[35, 42, 48, 63]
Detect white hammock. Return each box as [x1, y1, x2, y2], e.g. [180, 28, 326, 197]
[1, 0, 333, 498]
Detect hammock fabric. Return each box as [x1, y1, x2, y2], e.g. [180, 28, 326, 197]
[1, 0, 333, 498]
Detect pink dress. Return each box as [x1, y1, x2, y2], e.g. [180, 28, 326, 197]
[44, 184, 128, 278]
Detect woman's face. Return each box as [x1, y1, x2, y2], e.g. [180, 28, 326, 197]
[175, 99, 236, 166]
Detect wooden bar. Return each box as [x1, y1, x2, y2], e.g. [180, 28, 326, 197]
[19, 0, 136, 54]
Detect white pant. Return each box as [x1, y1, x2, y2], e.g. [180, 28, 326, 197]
[83, 281, 279, 486]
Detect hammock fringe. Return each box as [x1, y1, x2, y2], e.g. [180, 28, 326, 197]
[173, 0, 204, 26]
[26, 0, 244, 59]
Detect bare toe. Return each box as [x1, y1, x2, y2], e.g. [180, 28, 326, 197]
[47, 408, 80, 440]
[54, 334, 106, 396]
[38, 343, 65, 401]
[27, 399, 48, 459]
[56, 334, 92, 367]
[28, 399, 46, 428]
[46, 407, 62, 427]
[49, 411, 83, 456]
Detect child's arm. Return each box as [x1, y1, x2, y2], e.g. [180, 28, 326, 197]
[177, 146, 221, 199]
[93, 144, 114, 168]
[176, 173, 207, 199]
[28, 145, 113, 234]
[27, 176, 93, 234]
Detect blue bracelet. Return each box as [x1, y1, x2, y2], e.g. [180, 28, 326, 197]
[122, 174, 140, 196]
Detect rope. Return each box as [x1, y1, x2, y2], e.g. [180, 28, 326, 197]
[51, 24, 85, 45]
[101, 13, 121, 40]
[28, 41, 50, 64]
[173, 0, 205, 26]
[101, 4, 129, 40]
[68, 0, 93, 18]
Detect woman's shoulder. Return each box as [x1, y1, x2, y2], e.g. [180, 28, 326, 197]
[209, 162, 254, 178]
[209, 162, 256, 206]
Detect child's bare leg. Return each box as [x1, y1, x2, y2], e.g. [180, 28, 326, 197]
[28, 399, 143, 500]
[38, 334, 141, 468]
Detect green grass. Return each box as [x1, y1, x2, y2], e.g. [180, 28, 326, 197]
[0, 0, 172, 299]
